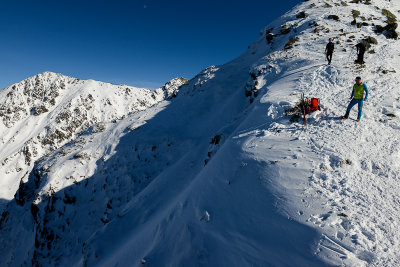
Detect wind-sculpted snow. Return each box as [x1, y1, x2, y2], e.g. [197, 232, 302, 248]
[1, 0, 400, 266]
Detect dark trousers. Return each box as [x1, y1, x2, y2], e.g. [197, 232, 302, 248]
[326, 52, 333, 64]
[356, 52, 365, 64]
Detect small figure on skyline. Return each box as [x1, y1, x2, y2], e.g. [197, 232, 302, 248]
[325, 38, 335, 65]
[341, 76, 369, 122]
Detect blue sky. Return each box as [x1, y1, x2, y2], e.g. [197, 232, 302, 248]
[0, 0, 302, 90]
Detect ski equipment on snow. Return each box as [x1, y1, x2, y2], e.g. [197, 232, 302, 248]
[300, 94, 321, 125]
[309, 98, 321, 112]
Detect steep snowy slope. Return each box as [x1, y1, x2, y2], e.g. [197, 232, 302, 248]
[1, 0, 400, 266]
[0, 73, 187, 200]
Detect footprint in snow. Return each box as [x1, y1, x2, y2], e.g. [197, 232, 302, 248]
[351, 234, 360, 245]
[357, 250, 376, 264]
[361, 228, 376, 242]
[340, 219, 354, 231]
[336, 231, 345, 240]
[309, 213, 332, 227]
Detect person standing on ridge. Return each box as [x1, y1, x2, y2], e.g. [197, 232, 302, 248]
[355, 41, 366, 64]
[341, 76, 369, 122]
[325, 38, 335, 65]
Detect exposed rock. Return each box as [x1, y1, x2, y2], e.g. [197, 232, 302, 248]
[284, 37, 300, 50]
[375, 23, 398, 39]
[156, 77, 188, 99]
[266, 33, 274, 44]
[281, 24, 291, 34]
[328, 15, 340, 21]
[33, 105, 49, 116]
[296, 11, 307, 19]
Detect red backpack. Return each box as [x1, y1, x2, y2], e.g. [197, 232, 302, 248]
[309, 98, 320, 112]
[300, 94, 321, 125]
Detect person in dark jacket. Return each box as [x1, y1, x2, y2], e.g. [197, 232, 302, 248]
[355, 41, 366, 64]
[341, 76, 369, 122]
[325, 38, 335, 65]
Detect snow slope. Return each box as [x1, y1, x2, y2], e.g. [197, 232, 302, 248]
[1, 0, 400, 266]
[0, 72, 187, 200]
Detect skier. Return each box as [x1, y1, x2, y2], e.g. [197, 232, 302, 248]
[325, 38, 335, 65]
[355, 41, 366, 64]
[341, 76, 369, 122]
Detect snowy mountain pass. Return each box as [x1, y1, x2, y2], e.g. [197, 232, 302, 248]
[1, 0, 400, 266]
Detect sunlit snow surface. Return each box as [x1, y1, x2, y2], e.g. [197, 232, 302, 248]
[1, 0, 400, 266]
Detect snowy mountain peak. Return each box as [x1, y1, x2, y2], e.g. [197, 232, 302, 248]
[157, 77, 189, 98]
[0, 72, 187, 201]
[31, 71, 70, 79]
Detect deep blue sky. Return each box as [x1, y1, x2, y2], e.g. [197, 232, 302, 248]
[0, 0, 302, 90]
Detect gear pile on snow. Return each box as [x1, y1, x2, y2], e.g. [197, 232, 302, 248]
[300, 94, 321, 125]
[285, 94, 321, 125]
[302, 96, 321, 114]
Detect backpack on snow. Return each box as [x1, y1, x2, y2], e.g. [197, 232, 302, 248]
[300, 94, 321, 114]
[299, 94, 321, 125]
[308, 97, 321, 112]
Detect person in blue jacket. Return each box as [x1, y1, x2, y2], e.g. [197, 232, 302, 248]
[341, 76, 369, 122]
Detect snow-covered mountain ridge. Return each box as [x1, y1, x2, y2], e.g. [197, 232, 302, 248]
[0, 72, 188, 200]
[1, 0, 400, 266]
